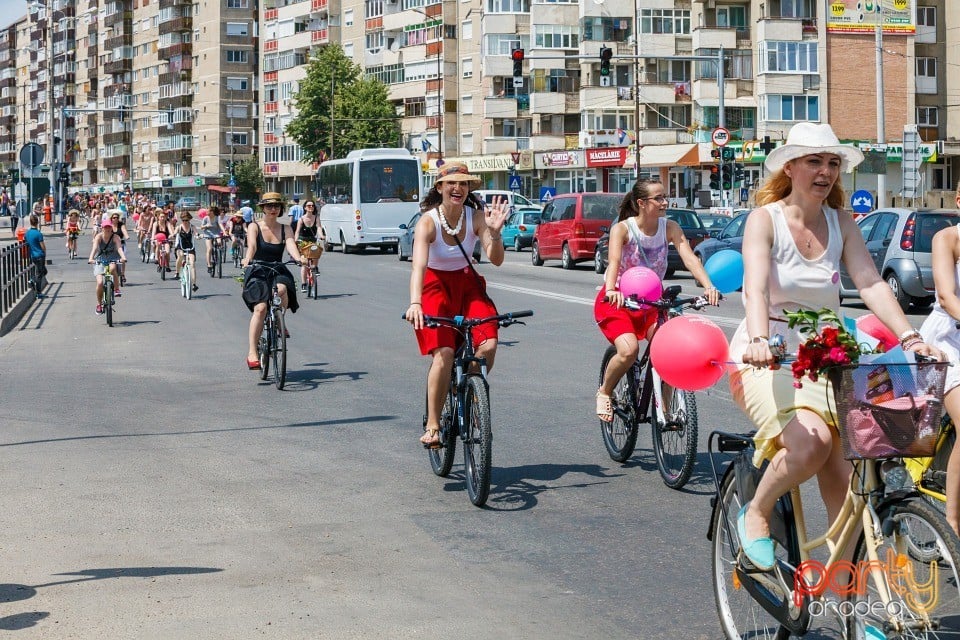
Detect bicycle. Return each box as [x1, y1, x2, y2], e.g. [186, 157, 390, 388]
[138, 233, 150, 263]
[406, 309, 533, 507]
[299, 240, 323, 300]
[179, 252, 193, 300]
[598, 284, 715, 489]
[232, 237, 245, 269]
[156, 240, 171, 281]
[707, 358, 960, 640]
[207, 234, 224, 279]
[248, 260, 298, 390]
[96, 259, 119, 327]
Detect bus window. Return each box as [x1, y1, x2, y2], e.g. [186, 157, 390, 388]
[317, 163, 353, 204]
[359, 160, 420, 204]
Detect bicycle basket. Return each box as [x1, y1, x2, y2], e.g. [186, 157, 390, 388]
[830, 362, 948, 460]
[298, 241, 323, 259]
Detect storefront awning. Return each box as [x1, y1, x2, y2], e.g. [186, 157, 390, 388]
[207, 185, 231, 193]
[634, 143, 699, 168]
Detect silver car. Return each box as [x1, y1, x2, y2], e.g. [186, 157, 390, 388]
[839, 207, 960, 311]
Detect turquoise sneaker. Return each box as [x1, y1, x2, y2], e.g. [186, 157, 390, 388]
[737, 503, 775, 571]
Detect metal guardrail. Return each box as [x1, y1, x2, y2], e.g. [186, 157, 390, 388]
[0, 241, 31, 320]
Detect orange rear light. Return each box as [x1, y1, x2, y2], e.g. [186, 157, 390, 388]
[518, 225, 527, 232]
[574, 223, 585, 237]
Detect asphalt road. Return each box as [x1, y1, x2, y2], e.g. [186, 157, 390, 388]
[0, 235, 932, 639]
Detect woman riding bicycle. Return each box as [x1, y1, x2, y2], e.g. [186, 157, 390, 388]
[730, 122, 941, 571]
[241, 192, 305, 370]
[200, 206, 225, 273]
[403, 161, 509, 449]
[919, 181, 960, 536]
[137, 205, 156, 257]
[595, 179, 721, 422]
[172, 210, 199, 292]
[151, 210, 175, 271]
[294, 199, 324, 292]
[87, 215, 127, 314]
[107, 209, 129, 285]
[65, 208, 81, 257]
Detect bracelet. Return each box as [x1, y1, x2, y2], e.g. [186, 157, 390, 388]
[750, 335, 769, 344]
[902, 338, 924, 350]
[409, 302, 421, 306]
[899, 329, 921, 346]
[606, 289, 618, 294]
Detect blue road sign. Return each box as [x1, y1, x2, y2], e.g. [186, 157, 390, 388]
[851, 189, 874, 214]
[508, 175, 522, 191]
[539, 186, 556, 203]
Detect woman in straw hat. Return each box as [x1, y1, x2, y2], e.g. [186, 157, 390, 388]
[403, 162, 510, 448]
[730, 122, 942, 571]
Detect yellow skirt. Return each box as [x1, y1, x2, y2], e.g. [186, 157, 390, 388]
[729, 365, 838, 467]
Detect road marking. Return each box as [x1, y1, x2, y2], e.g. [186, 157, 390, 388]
[486, 281, 742, 329]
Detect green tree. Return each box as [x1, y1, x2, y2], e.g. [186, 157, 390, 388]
[221, 156, 264, 203]
[287, 44, 400, 161]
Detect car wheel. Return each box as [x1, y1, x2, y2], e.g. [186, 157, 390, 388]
[531, 241, 544, 266]
[886, 272, 912, 312]
[594, 247, 604, 274]
[915, 295, 935, 310]
[561, 244, 574, 270]
[398, 244, 407, 262]
[513, 236, 522, 252]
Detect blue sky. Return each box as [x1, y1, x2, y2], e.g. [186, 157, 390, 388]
[0, 0, 27, 28]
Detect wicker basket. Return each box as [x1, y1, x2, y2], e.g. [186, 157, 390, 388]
[830, 361, 948, 460]
[299, 241, 324, 260]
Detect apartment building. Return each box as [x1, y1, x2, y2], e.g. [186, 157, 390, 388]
[0, 20, 19, 175]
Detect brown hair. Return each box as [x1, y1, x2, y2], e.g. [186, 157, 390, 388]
[420, 186, 483, 213]
[29, 214, 39, 227]
[755, 163, 845, 210]
[617, 179, 661, 222]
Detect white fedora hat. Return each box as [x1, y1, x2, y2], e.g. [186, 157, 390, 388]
[764, 122, 864, 174]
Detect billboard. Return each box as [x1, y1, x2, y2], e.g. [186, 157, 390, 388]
[826, 0, 915, 35]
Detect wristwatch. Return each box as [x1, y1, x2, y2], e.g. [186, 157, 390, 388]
[899, 329, 922, 346]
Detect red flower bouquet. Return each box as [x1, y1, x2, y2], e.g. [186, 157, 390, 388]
[785, 308, 880, 388]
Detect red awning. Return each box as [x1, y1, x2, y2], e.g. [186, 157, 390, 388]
[207, 185, 231, 193]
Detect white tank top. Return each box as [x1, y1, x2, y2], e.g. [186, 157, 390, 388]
[730, 202, 843, 359]
[425, 207, 479, 271]
[932, 225, 960, 316]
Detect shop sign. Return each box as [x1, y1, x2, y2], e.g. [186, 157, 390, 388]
[517, 149, 535, 171]
[264, 163, 279, 175]
[170, 177, 203, 188]
[538, 150, 583, 169]
[443, 155, 513, 173]
[858, 142, 938, 164]
[586, 147, 628, 168]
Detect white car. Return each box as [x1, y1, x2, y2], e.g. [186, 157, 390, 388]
[473, 190, 541, 213]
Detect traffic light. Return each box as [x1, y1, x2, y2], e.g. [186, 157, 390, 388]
[511, 48, 524, 78]
[710, 148, 720, 160]
[734, 163, 745, 183]
[599, 45, 613, 77]
[721, 147, 735, 161]
[709, 165, 720, 191]
[721, 166, 732, 190]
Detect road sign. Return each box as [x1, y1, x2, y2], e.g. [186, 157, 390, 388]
[851, 189, 874, 214]
[512, 77, 523, 88]
[510, 152, 520, 165]
[19, 142, 43, 168]
[228, 178, 237, 187]
[539, 186, 556, 203]
[508, 175, 522, 191]
[902, 125, 921, 199]
[711, 127, 730, 147]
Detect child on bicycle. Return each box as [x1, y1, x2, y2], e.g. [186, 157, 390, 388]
[87, 216, 126, 314]
[294, 199, 324, 292]
[731, 122, 941, 571]
[920, 181, 960, 536]
[403, 162, 509, 449]
[595, 179, 720, 422]
[65, 209, 81, 258]
[151, 211, 175, 272]
[173, 211, 199, 292]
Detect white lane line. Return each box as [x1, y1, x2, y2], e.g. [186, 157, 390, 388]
[486, 281, 743, 329]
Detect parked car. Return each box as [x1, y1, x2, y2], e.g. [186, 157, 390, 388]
[693, 212, 749, 266]
[397, 211, 482, 262]
[594, 208, 713, 277]
[175, 196, 200, 211]
[839, 208, 959, 311]
[501, 207, 542, 251]
[532, 192, 622, 269]
[699, 213, 734, 238]
[474, 190, 542, 213]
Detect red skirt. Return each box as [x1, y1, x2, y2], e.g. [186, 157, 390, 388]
[415, 267, 499, 355]
[593, 288, 657, 344]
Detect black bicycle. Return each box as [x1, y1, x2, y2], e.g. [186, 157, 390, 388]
[407, 309, 533, 507]
[207, 233, 224, 279]
[598, 285, 716, 489]
[248, 260, 299, 390]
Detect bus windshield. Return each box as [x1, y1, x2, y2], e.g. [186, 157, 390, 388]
[359, 160, 420, 204]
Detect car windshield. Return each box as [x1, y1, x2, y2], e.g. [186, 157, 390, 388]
[668, 209, 703, 229]
[520, 211, 541, 224]
[701, 216, 728, 230]
[915, 214, 958, 252]
[581, 195, 622, 220]
[514, 194, 535, 207]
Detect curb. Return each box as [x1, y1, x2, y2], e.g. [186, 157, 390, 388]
[0, 289, 36, 336]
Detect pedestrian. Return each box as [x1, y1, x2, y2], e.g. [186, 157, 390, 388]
[289, 196, 304, 224]
[24, 214, 47, 298]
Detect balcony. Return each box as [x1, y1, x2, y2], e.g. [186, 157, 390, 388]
[483, 97, 518, 119]
[264, 39, 278, 52]
[104, 11, 132, 29]
[264, 132, 278, 145]
[264, 101, 278, 114]
[158, 149, 191, 165]
[483, 137, 522, 155]
[635, 129, 694, 146]
[103, 130, 131, 146]
[310, 0, 327, 13]
[311, 28, 328, 44]
[637, 82, 683, 104]
[264, 71, 278, 83]
[692, 26, 738, 51]
[104, 58, 132, 74]
[756, 15, 806, 42]
[529, 92, 565, 115]
[529, 133, 568, 152]
[580, 86, 621, 108]
[158, 16, 192, 36]
[158, 42, 191, 58]
[264, 8, 277, 21]
[104, 155, 128, 170]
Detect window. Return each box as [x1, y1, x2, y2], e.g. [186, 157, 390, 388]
[484, 34, 529, 56]
[640, 9, 690, 34]
[462, 57, 473, 78]
[697, 49, 752, 80]
[534, 25, 578, 49]
[779, 0, 815, 18]
[344, 9, 354, 26]
[486, 0, 528, 13]
[916, 57, 937, 94]
[763, 94, 819, 122]
[344, 43, 354, 58]
[916, 6, 935, 43]
[760, 41, 818, 74]
[226, 0, 247, 7]
[917, 106, 938, 127]
[226, 22, 248, 36]
[582, 16, 632, 41]
[461, 132, 473, 154]
[716, 6, 747, 28]
[225, 49, 248, 63]
[226, 76, 249, 91]
[364, 0, 383, 19]
[462, 20, 472, 40]
[461, 94, 473, 115]
[226, 132, 248, 146]
[366, 30, 383, 53]
[654, 105, 690, 129]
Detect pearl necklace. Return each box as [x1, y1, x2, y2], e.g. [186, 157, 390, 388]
[438, 205, 464, 236]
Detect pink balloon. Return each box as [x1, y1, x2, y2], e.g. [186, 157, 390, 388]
[619, 266, 663, 303]
[856, 314, 899, 351]
[197, 208, 208, 219]
[650, 316, 729, 391]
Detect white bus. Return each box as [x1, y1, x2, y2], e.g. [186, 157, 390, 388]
[316, 148, 423, 253]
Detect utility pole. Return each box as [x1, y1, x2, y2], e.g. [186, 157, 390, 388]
[875, 9, 886, 208]
[329, 74, 334, 160]
[46, 3, 55, 220]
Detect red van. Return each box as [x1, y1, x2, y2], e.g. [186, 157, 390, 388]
[531, 192, 622, 269]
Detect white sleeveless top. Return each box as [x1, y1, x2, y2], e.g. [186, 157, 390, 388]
[425, 207, 479, 271]
[730, 202, 843, 359]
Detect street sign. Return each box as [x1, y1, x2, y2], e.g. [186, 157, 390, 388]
[19, 142, 43, 168]
[508, 175, 522, 191]
[851, 189, 874, 214]
[902, 125, 921, 199]
[711, 127, 730, 147]
[512, 77, 523, 88]
[539, 186, 556, 203]
[510, 152, 520, 165]
[228, 178, 237, 187]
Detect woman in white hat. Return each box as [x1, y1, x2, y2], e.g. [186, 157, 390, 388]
[403, 161, 509, 448]
[730, 122, 942, 571]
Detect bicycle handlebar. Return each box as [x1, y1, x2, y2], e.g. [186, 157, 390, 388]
[622, 293, 717, 312]
[400, 309, 534, 328]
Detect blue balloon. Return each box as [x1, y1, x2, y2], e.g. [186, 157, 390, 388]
[704, 249, 744, 294]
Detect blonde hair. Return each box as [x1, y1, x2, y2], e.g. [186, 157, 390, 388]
[755, 163, 846, 210]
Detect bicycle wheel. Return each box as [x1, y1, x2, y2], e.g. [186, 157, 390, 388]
[104, 288, 113, 327]
[462, 375, 492, 507]
[652, 387, 698, 489]
[161, 254, 167, 280]
[140, 241, 148, 263]
[216, 250, 223, 279]
[427, 387, 457, 477]
[598, 345, 639, 462]
[272, 309, 286, 390]
[180, 265, 189, 299]
[258, 322, 270, 381]
[310, 267, 319, 299]
[712, 469, 799, 640]
[846, 496, 960, 639]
